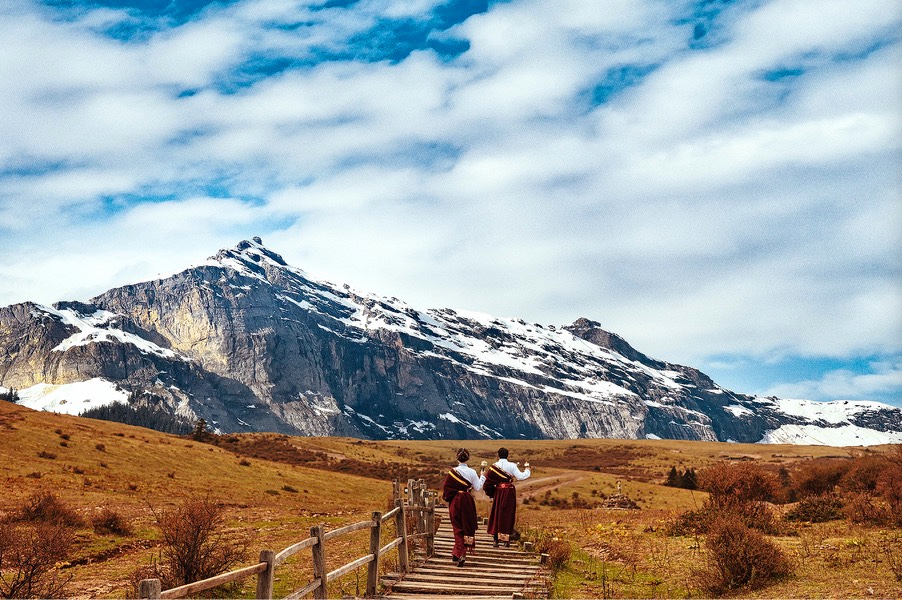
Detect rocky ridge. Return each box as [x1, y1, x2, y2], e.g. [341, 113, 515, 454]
[1, 238, 899, 444]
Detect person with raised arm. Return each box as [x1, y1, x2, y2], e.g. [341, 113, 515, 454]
[441, 448, 486, 567]
[485, 447, 531, 547]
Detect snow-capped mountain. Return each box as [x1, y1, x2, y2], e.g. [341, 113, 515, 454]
[1, 238, 899, 445]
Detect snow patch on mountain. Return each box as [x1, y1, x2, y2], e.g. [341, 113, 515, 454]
[755, 397, 889, 425]
[36, 305, 181, 359]
[14, 378, 129, 415]
[758, 423, 902, 446]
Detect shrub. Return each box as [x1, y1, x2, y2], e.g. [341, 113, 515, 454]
[843, 492, 889, 525]
[16, 492, 84, 528]
[543, 538, 572, 570]
[143, 496, 247, 588]
[37, 451, 56, 460]
[669, 498, 781, 536]
[238, 459, 251, 467]
[840, 456, 885, 494]
[877, 453, 902, 526]
[793, 459, 849, 498]
[95, 443, 106, 452]
[281, 485, 299, 493]
[698, 462, 780, 507]
[0, 521, 74, 599]
[784, 495, 845, 523]
[696, 514, 792, 595]
[93, 508, 133, 536]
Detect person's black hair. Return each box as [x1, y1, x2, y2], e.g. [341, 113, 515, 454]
[497, 447, 509, 459]
[456, 448, 470, 463]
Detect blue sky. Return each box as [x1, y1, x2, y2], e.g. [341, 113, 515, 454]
[1, 0, 900, 406]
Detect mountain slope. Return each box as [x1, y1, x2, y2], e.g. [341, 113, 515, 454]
[1, 238, 900, 444]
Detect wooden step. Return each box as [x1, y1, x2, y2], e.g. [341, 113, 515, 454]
[389, 581, 522, 595]
[390, 574, 535, 587]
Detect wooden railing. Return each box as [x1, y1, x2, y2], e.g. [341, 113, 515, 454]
[138, 479, 435, 599]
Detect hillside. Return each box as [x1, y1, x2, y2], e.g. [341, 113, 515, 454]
[1, 238, 900, 445]
[4, 401, 898, 598]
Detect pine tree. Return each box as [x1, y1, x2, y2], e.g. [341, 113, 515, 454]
[191, 418, 210, 442]
[665, 466, 680, 487]
[679, 468, 698, 490]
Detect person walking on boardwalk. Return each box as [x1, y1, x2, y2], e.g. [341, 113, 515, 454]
[441, 448, 486, 567]
[485, 447, 531, 547]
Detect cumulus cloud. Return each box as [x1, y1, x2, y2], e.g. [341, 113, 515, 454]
[764, 360, 902, 401]
[0, 0, 900, 403]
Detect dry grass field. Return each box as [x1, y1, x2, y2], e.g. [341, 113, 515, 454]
[1, 400, 900, 598]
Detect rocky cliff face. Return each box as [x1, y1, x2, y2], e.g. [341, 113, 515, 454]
[1, 238, 900, 444]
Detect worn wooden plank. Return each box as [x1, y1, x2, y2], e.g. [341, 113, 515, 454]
[382, 505, 401, 522]
[322, 519, 373, 541]
[379, 536, 403, 556]
[274, 536, 317, 565]
[395, 574, 533, 587]
[326, 553, 374, 582]
[284, 578, 321, 600]
[390, 581, 523, 594]
[159, 562, 267, 599]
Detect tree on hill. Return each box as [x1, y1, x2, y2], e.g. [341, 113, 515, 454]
[80, 404, 192, 435]
[0, 388, 19, 402]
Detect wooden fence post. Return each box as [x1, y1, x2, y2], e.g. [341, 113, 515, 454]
[138, 579, 161, 600]
[415, 480, 425, 535]
[392, 479, 401, 503]
[366, 511, 382, 597]
[394, 498, 409, 575]
[425, 499, 435, 557]
[311, 525, 327, 600]
[256, 549, 275, 600]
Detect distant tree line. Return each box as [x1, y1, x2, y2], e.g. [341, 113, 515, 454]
[81, 396, 193, 435]
[665, 466, 699, 489]
[0, 388, 20, 402]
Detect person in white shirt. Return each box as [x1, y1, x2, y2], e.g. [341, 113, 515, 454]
[441, 448, 486, 566]
[485, 447, 531, 547]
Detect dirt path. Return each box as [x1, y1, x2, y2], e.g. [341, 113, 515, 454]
[516, 471, 587, 499]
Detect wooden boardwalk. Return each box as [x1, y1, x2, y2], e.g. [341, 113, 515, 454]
[384, 507, 549, 599]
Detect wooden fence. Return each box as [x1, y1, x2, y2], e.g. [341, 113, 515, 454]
[138, 479, 436, 600]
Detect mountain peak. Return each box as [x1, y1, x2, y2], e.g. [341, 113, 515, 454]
[210, 237, 291, 273]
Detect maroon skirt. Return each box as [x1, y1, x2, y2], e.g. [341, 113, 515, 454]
[487, 483, 516, 537]
[449, 490, 478, 556]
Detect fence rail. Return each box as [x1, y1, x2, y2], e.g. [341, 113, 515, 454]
[138, 479, 433, 600]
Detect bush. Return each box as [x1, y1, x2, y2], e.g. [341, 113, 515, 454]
[785, 495, 845, 523]
[669, 495, 781, 537]
[698, 462, 780, 507]
[93, 508, 133, 536]
[95, 443, 106, 452]
[142, 496, 247, 588]
[843, 492, 890, 525]
[36, 451, 56, 460]
[793, 459, 849, 498]
[16, 492, 84, 528]
[543, 538, 572, 570]
[0, 521, 73, 598]
[696, 515, 792, 595]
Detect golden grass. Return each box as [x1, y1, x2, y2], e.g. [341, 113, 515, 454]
[2, 401, 899, 598]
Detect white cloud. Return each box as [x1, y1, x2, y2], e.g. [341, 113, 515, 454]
[0, 0, 900, 389]
[764, 361, 902, 401]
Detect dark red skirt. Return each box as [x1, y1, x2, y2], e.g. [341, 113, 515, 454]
[449, 491, 478, 557]
[487, 483, 516, 536]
